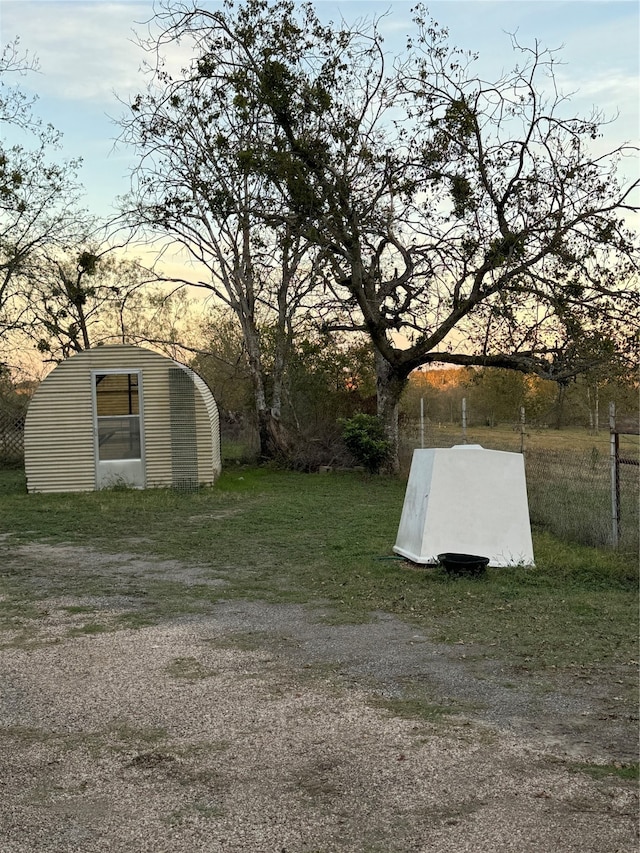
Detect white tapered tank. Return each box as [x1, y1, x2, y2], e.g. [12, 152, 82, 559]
[394, 445, 534, 567]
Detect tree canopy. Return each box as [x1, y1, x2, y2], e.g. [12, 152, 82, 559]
[123, 0, 638, 466]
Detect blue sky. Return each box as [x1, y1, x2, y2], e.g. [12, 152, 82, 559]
[1, 0, 638, 219]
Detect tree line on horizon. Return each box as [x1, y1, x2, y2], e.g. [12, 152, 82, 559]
[1, 1, 638, 471]
[2, 316, 636, 464]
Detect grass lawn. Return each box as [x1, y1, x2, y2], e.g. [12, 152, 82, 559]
[0, 465, 637, 676]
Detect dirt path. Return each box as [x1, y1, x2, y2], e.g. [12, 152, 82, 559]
[0, 543, 637, 852]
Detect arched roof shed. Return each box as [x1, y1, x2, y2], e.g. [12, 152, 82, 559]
[25, 344, 221, 493]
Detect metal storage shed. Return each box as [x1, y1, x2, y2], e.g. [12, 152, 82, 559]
[24, 344, 221, 493]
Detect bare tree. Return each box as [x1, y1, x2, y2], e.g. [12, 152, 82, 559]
[0, 40, 88, 339]
[119, 0, 638, 468]
[16, 249, 150, 362]
[119, 4, 326, 460]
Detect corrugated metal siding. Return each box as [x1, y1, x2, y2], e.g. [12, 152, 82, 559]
[168, 367, 198, 490]
[180, 365, 222, 482]
[25, 356, 96, 493]
[24, 345, 221, 493]
[140, 358, 172, 489]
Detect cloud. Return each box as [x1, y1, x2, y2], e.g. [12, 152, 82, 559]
[556, 70, 639, 104]
[549, 10, 639, 138]
[2, 1, 156, 102]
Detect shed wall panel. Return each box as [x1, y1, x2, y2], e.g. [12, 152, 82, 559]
[189, 369, 221, 481]
[169, 367, 198, 489]
[25, 357, 95, 493]
[139, 362, 173, 488]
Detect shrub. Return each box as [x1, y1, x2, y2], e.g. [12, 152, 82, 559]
[340, 413, 392, 474]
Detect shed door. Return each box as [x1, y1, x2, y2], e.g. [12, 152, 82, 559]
[93, 371, 145, 489]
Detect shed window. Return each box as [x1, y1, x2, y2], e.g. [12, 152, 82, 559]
[95, 373, 141, 460]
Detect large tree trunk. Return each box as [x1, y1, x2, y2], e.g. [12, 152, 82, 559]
[244, 324, 293, 463]
[375, 352, 410, 473]
[256, 406, 292, 462]
[247, 364, 292, 462]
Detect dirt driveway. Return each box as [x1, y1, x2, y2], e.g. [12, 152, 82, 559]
[0, 543, 638, 852]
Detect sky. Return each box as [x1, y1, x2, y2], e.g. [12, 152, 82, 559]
[1, 0, 638, 220]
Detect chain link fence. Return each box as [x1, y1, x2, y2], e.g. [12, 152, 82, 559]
[0, 394, 28, 469]
[399, 416, 639, 554]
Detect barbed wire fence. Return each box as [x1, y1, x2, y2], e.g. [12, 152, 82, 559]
[400, 399, 639, 555]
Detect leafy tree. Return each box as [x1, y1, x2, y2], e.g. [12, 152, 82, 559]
[284, 332, 376, 429]
[193, 317, 377, 467]
[403, 367, 472, 428]
[276, 331, 376, 468]
[162, 0, 638, 468]
[190, 305, 254, 416]
[464, 368, 529, 427]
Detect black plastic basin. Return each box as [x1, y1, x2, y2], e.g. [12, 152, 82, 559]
[437, 552, 490, 576]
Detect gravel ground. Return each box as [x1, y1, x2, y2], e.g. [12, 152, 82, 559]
[0, 544, 638, 852]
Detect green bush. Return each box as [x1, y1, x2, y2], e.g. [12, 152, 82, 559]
[340, 413, 391, 474]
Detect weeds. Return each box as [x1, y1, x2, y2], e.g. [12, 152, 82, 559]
[570, 761, 639, 782]
[67, 621, 110, 636]
[368, 696, 464, 723]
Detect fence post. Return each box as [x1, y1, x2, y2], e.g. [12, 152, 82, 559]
[520, 406, 526, 454]
[462, 397, 467, 444]
[609, 401, 619, 548]
[420, 397, 425, 449]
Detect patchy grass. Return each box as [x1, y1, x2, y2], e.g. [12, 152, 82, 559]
[67, 621, 110, 637]
[0, 467, 637, 678]
[165, 656, 218, 681]
[62, 605, 97, 614]
[569, 761, 639, 782]
[106, 721, 169, 747]
[0, 721, 168, 759]
[368, 696, 467, 724]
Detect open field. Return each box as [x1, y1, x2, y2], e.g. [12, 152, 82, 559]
[403, 422, 639, 454]
[0, 466, 638, 851]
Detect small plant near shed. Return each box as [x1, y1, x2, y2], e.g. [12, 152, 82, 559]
[340, 414, 391, 474]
